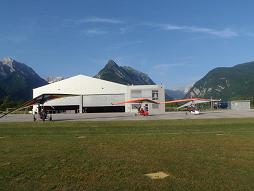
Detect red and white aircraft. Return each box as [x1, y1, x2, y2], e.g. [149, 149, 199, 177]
[112, 98, 159, 116]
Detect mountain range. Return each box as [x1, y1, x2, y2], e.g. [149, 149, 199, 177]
[1, 57, 254, 102]
[0, 58, 47, 101]
[186, 61, 254, 100]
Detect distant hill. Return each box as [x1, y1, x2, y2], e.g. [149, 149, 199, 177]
[94, 60, 155, 85]
[165, 89, 185, 100]
[0, 57, 48, 101]
[186, 61, 254, 100]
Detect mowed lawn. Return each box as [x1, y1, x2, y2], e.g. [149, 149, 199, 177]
[0, 119, 254, 191]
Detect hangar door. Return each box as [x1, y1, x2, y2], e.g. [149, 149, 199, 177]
[82, 94, 125, 113]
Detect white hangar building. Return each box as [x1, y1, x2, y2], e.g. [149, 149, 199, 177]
[33, 75, 165, 114]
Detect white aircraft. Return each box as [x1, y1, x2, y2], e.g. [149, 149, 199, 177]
[161, 98, 220, 115]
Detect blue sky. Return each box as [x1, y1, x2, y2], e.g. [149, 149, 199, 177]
[1, 0, 254, 90]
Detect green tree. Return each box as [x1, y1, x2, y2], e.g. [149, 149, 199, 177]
[0, 96, 19, 111]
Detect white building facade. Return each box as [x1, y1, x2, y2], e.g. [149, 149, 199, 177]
[33, 75, 165, 114]
[228, 100, 250, 110]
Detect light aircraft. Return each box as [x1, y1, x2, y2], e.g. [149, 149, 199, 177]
[162, 98, 219, 115]
[0, 93, 77, 121]
[112, 98, 159, 116]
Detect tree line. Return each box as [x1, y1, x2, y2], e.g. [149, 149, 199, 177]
[0, 97, 23, 111]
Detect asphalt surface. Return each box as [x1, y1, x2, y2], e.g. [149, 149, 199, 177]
[0, 110, 254, 122]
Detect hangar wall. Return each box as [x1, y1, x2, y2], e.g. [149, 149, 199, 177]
[126, 85, 165, 114]
[82, 94, 125, 107]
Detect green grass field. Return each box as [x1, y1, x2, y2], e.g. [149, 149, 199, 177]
[0, 119, 254, 191]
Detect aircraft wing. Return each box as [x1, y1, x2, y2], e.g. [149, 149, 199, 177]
[161, 98, 210, 104]
[112, 98, 159, 105]
[177, 99, 210, 109]
[0, 93, 78, 119]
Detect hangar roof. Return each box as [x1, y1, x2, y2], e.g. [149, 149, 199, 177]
[33, 75, 127, 97]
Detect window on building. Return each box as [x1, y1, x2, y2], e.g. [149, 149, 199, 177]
[152, 90, 159, 100]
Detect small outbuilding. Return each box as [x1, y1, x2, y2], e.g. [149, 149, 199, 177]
[228, 100, 250, 110]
